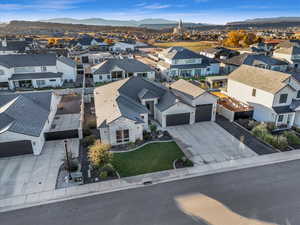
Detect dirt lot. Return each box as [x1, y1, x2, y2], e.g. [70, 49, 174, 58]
[153, 41, 219, 52]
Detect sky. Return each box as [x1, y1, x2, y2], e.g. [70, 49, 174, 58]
[0, 0, 300, 24]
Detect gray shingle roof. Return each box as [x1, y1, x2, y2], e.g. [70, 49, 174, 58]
[0, 92, 53, 137]
[0, 54, 56, 68]
[9, 72, 62, 80]
[223, 53, 288, 66]
[272, 106, 294, 114]
[93, 58, 154, 74]
[0, 40, 28, 52]
[58, 56, 76, 67]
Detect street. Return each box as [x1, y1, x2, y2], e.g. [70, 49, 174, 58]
[2, 160, 300, 225]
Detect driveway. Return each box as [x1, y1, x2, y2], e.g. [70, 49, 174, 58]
[167, 122, 257, 165]
[0, 139, 79, 200]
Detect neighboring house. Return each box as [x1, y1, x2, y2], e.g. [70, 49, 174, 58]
[110, 41, 137, 52]
[200, 47, 239, 60]
[273, 40, 300, 69]
[221, 53, 289, 74]
[157, 46, 220, 79]
[78, 52, 114, 64]
[227, 65, 300, 128]
[0, 54, 77, 90]
[71, 36, 108, 50]
[92, 58, 156, 83]
[0, 91, 60, 157]
[94, 77, 217, 145]
[0, 39, 31, 55]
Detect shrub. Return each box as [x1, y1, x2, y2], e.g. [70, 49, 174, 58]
[252, 123, 268, 138]
[82, 135, 96, 147]
[99, 171, 108, 179]
[266, 122, 276, 132]
[150, 124, 157, 133]
[101, 163, 115, 176]
[272, 135, 288, 150]
[248, 120, 260, 130]
[83, 128, 92, 137]
[283, 131, 300, 146]
[143, 131, 152, 141]
[88, 140, 112, 168]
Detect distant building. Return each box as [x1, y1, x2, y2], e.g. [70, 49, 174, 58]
[173, 19, 185, 35]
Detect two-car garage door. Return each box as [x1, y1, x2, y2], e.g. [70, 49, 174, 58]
[0, 140, 33, 158]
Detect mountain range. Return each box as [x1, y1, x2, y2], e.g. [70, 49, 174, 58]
[39, 18, 178, 27]
[227, 17, 300, 25]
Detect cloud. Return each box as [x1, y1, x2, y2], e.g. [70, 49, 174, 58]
[143, 3, 171, 9]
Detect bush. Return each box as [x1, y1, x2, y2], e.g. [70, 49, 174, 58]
[143, 131, 152, 141]
[266, 122, 276, 132]
[99, 171, 108, 179]
[283, 131, 300, 146]
[150, 124, 157, 133]
[82, 135, 96, 147]
[252, 123, 268, 138]
[272, 135, 288, 150]
[83, 128, 92, 137]
[101, 163, 115, 176]
[248, 120, 260, 130]
[88, 140, 112, 168]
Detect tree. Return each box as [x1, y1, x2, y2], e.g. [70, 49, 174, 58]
[88, 140, 112, 168]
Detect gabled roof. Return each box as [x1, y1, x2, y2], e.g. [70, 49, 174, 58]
[228, 65, 291, 94]
[170, 79, 206, 98]
[58, 56, 76, 67]
[0, 40, 28, 52]
[223, 53, 288, 66]
[0, 54, 56, 68]
[92, 58, 154, 74]
[0, 92, 53, 137]
[161, 47, 203, 60]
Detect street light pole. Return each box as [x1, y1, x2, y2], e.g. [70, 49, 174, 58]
[64, 140, 72, 180]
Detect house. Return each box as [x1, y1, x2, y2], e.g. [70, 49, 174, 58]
[71, 35, 108, 50]
[200, 47, 239, 60]
[92, 58, 156, 83]
[94, 77, 217, 145]
[0, 39, 31, 55]
[157, 47, 220, 79]
[0, 54, 77, 90]
[221, 53, 289, 74]
[110, 41, 136, 52]
[273, 40, 300, 69]
[0, 91, 60, 157]
[227, 65, 300, 128]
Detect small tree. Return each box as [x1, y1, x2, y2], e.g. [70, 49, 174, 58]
[88, 140, 112, 168]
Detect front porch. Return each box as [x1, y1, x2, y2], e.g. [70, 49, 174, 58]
[274, 112, 295, 130]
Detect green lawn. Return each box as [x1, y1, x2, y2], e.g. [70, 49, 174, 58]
[112, 142, 185, 177]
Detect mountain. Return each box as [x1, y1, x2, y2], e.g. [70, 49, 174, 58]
[39, 18, 177, 27]
[227, 17, 300, 25]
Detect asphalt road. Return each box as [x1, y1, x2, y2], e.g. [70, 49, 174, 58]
[2, 160, 300, 225]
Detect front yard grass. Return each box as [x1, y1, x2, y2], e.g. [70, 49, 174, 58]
[112, 142, 185, 177]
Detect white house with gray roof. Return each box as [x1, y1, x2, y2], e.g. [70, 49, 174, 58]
[94, 77, 217, 146]
[0, 54, 77, 90]
[227, 65, 300, 128]
[92, 58, 155, 83]
[273, 40, 300, 70]
[0, 92, 60, 157]
[157, 47, 220, 79]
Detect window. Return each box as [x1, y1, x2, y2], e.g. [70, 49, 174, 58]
[36, 80, 45, 86]
[99, 75, 102, 80]
[107, 75, 111, 80]
[278, 115, 284, 122]
[41, 66, 47, 72]
[49, 79, 56, 82]
[297, 91, 300, 98]
[111, 71, 123, 79]
[0, 69, 4, 75]
[116, 129, 130, 143]
[279, 94, 288, 104]
[252, 88, 256, 97]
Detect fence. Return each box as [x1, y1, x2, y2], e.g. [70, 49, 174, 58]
[217, 104, 235, 122]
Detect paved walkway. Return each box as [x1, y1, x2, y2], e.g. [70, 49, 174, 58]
[167, 122, 257, 165]
[2, 150, 300, 213]
[216, 115, 277, 155]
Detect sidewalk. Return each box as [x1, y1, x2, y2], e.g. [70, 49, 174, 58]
[1, 150, 300, 213]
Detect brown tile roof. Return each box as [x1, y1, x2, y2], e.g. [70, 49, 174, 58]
[228, 65, 291, 94]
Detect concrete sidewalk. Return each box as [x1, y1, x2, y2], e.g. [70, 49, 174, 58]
[1, 150, 300, 213]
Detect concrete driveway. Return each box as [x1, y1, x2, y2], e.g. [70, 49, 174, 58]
[0, 139, 79, 200]
[167, 122, 257, 165]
